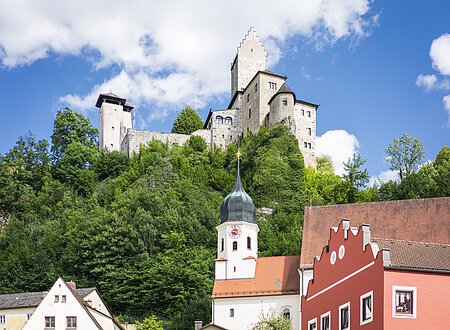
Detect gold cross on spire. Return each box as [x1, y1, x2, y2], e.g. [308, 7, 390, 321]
[236, 149, 241, 160]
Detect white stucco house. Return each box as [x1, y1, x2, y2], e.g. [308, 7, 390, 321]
[0, 277, 123, 330]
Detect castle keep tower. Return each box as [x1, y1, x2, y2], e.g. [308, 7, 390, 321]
[230, 27, 266, 97]
[215, 156, 259, 280]
[96, 93, 134, 151]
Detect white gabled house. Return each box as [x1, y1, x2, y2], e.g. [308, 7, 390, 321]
[21, 277, 123, 330]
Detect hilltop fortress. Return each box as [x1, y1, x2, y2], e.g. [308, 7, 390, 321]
[96, 28, 319, 167]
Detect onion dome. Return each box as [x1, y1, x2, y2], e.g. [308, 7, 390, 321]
[220, 158, 256, 224]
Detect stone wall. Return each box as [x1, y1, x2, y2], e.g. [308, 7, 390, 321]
[293, 101, 317, 168]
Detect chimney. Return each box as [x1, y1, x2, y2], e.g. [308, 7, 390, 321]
[66, 281, 76, 290]
[194, 320, 203, 330]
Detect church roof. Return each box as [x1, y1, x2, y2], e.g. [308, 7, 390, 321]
[268, 82, 296, 104]
[219, 161, 256, 224]
[301, 197, 450, 268]
[212, 256, 300, 298]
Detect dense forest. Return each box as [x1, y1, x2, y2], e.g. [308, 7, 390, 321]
[0, 108, 448, 328]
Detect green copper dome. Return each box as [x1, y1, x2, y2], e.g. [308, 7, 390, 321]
[220, 161, 256, 224]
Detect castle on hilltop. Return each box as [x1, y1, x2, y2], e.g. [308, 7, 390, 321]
[96, 28, 319, 167]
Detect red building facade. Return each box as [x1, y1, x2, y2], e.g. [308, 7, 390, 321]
[301, 219, 450, 330]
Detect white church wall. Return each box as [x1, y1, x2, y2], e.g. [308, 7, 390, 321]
[213, 294, 299, 330]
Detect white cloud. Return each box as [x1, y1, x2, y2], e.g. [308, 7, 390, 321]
[444, 94, 450, 126]
[0, 0, 375, 120]
[369, 170, 398, 187]
[316, 129, 359, 175]
[416, 74, 438, 91]
[430, 33, 450, 76]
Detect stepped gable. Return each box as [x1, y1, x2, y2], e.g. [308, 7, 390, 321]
[301, 197, 450, 267]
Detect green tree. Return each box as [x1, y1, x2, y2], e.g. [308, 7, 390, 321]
[249, 310, 292, 330]
[171, 106, 204, 134]
[51, 108, 98, 161]
[433, 146, 450, 196]
[93, 150, 130, 181]
[135, 315, 164, 330]
[341, 154, 369, 203]
[385, 133, 424, 180]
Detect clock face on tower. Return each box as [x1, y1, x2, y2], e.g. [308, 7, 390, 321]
[228, 225, 242, 239]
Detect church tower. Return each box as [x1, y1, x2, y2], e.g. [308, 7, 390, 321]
[215, 154, 259, 280]
[96, 93, 134, 151]
[230, 27, 267, 97]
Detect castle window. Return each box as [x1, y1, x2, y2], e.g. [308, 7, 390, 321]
[308, 128, 312, 136]
[232, 241, 238, 251]
[247, 237, 251, 249]
[230, 135, 233, 141]
[268, 81, 277, 90]
[283, 98, 288, 106]
[230, 308, 235, 317]
[247, 94, 250, 102]
[112, 126, 115, 130]
[225, 117, 233, 125]
[215, 116, 223, 124]
[249, 108, 252, 119]
[220, 238, 224, 252]
[255, 83, 258, 92]
[307, 111, 311, 117]
[308, 143, 312, 149]
[222, 134, 225, 139]
[302, 109, 305, 116]
[304, 142, 308, 149]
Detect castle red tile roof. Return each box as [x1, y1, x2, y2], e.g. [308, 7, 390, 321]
[212, 256, 300, 298]
[301, 197, 450, 267]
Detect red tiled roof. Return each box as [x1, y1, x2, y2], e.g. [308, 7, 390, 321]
[212, 256, 299, 298]
[374, 238, 450, 273]
[301, 198, 450, 267]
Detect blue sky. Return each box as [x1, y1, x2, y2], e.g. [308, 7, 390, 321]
[0, 0, 449, 181]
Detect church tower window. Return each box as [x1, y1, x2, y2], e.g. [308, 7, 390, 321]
[220, 238, 224, 252]
[247, 237, 251, 249]
[233, 241, 238, 251]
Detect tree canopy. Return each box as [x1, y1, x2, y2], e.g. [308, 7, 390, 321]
[385, 133, 424, 180]
[171, 106, 204, 134]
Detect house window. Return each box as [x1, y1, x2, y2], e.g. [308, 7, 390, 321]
[308, 128, 312, 136]
[0, 315, 5, 324]
[233, 266, 236, 272]
[247, 236, 251, 249]
[308, 318, 317, 330]
[321, 312, 330, 330]
[393, 286, 416, 318]
[247, 94, 250, 102]
[248, 108, 252, 119]
[215, 116, 223, 124]
[45, 316, 55, 328]
[225, 116, 233, 125]
[360, 291, 373, 325]
[307, 111, 311, 117]
[339, 303, 350, 330]
[230, 308, 235, 317]
[220, 238, 224, 252]
[54, 295, 59, 303]
[283, 98, 288, 106]
[283, 308, 291, 320]
[255, 83, 258, 92]
[61, 295, 66, 303]
[232, 241, 238, 251]
[67, 316, 77, 328]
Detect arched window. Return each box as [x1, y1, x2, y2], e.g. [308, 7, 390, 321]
[225, 116, 233, 125]
[247, 237, 251, 250]
[283, 308, 291, 320]
[215, 116, 223, 124]
[232, 241, 238, 251]
[220, 238, 224, 252]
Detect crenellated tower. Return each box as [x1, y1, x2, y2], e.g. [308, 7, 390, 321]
[230, 27, 267, 97]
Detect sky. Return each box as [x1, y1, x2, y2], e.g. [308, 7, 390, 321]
[0, 0, 449, 183]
